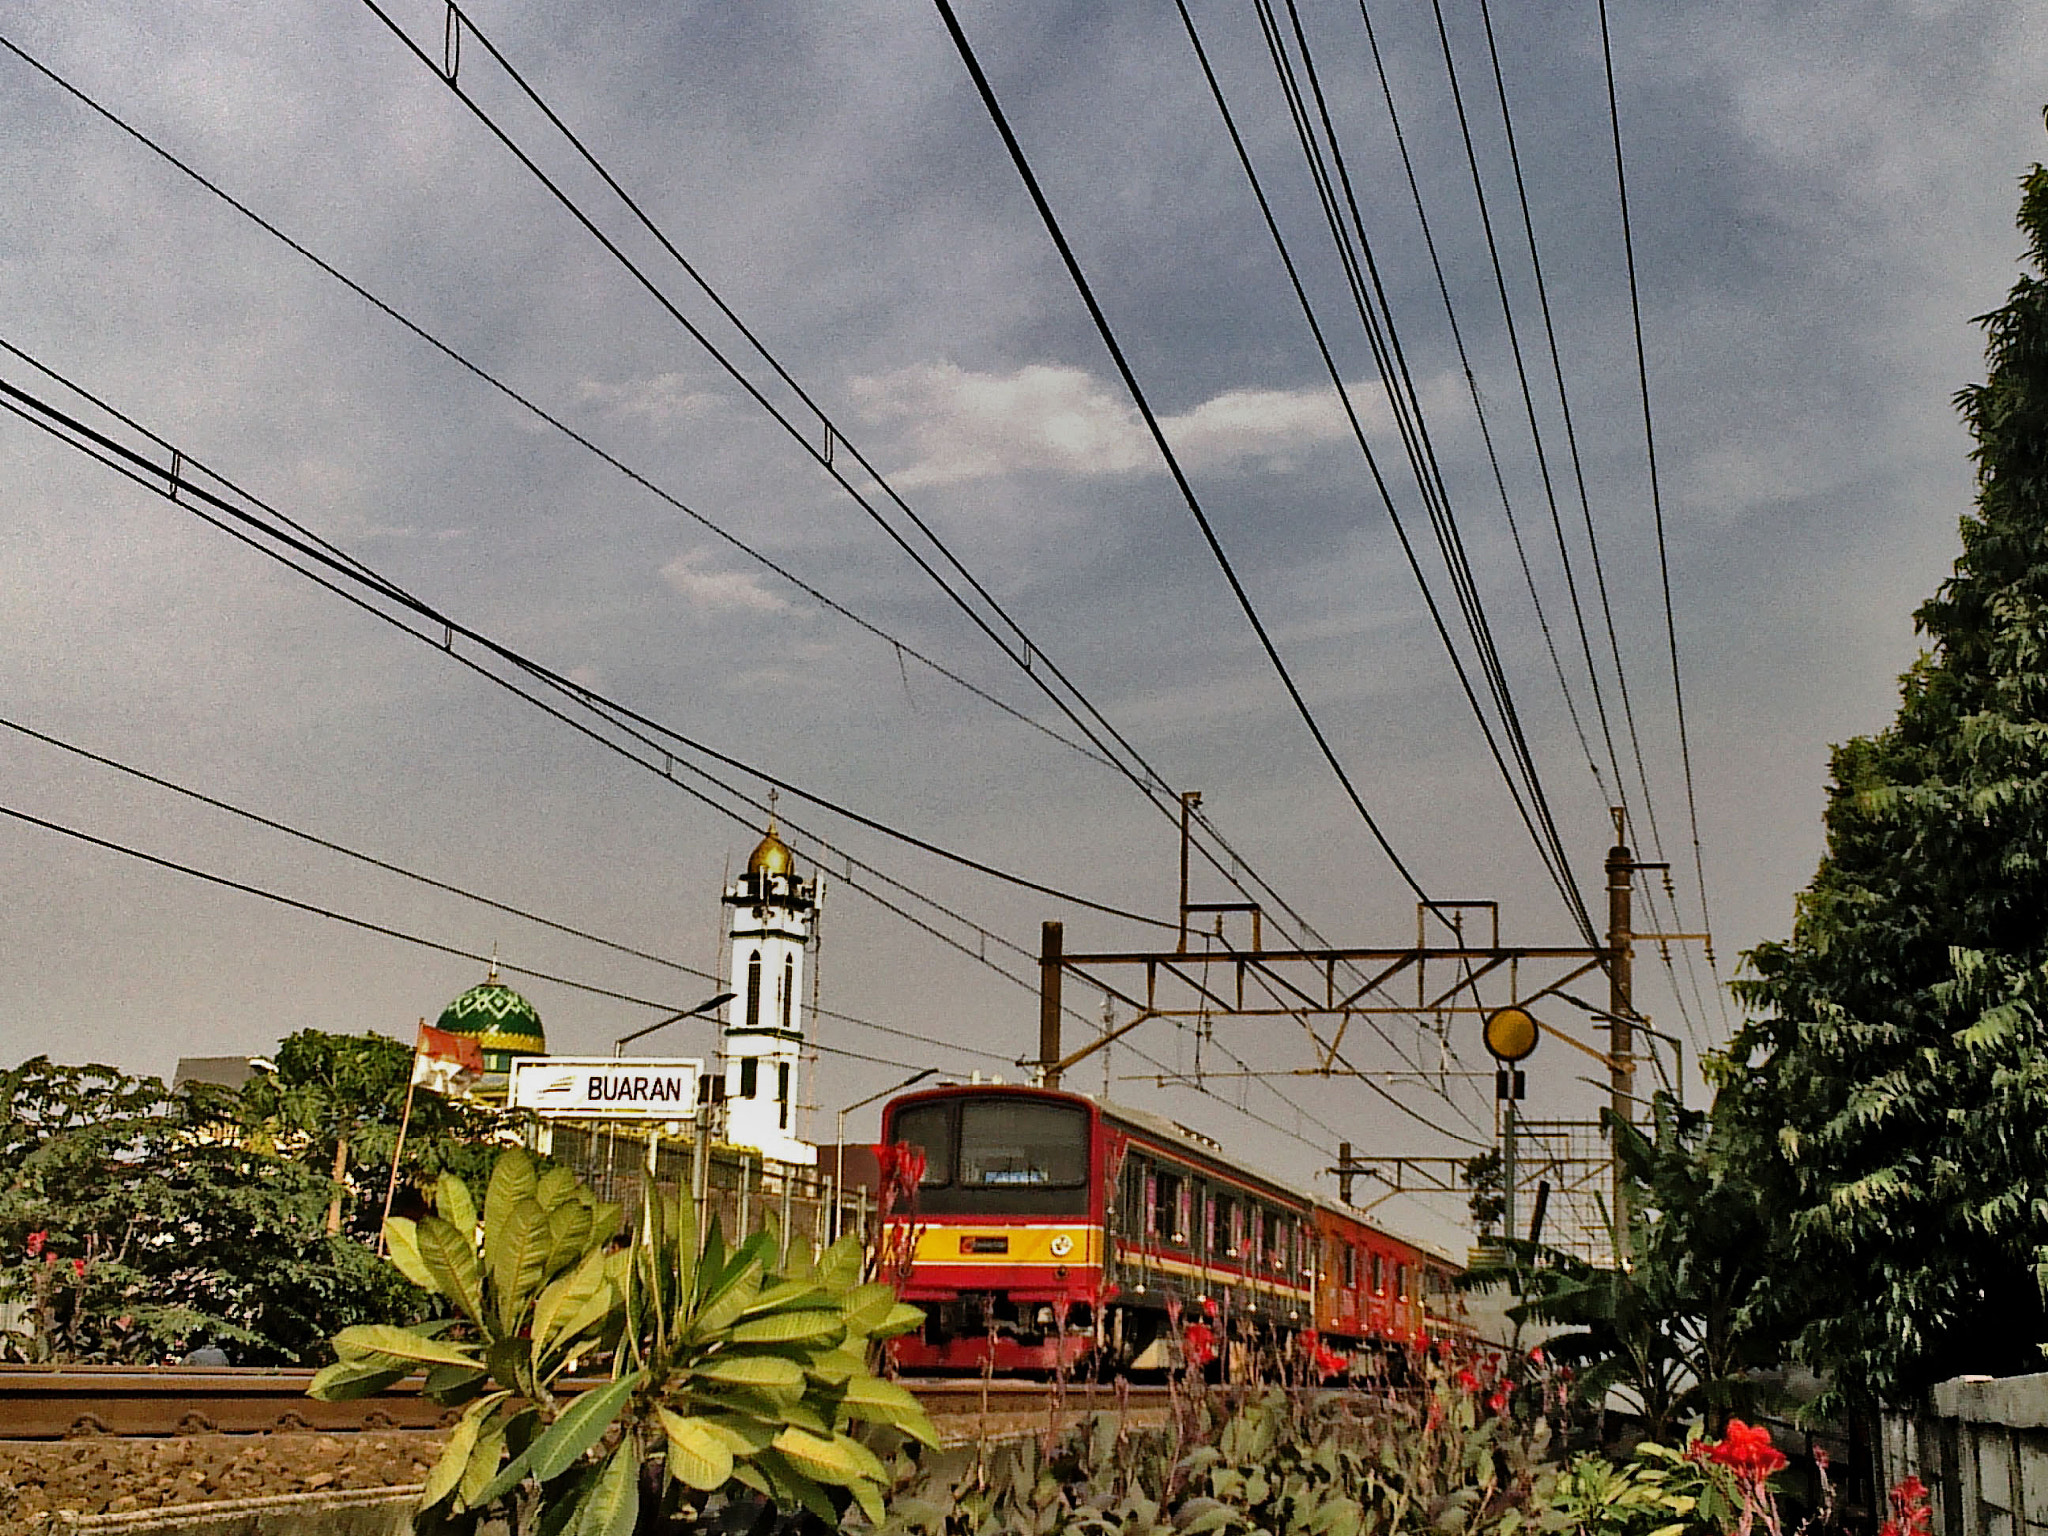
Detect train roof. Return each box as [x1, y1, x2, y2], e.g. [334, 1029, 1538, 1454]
[899, 1080, 1462, 1268]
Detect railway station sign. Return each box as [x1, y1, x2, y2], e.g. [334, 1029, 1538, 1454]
[509, 1056, 706, 1119]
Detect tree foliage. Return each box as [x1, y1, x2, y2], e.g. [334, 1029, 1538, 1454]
[238, 1028, 499, 1240]
[1719, 139, 2048, 1404]
[0, 1055, 421, 1364]
[314, 1147, 934, 1533]
[1466, 1098, 1781, 1440]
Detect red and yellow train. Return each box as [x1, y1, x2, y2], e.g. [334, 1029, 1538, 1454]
[879, 1083, 1467, 1375]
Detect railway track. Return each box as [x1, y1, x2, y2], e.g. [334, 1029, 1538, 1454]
[0, 1367, 1174, 1440]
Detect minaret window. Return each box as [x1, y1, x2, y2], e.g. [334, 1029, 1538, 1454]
[781, 956, 794, 1030]
[745, 951, 762, 1029]
[739, 1057, 758, 1099]
[777, 1062, 791, 1129]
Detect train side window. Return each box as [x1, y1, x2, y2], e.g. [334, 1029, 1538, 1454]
[1230, 1200, 1245, 1258]
[1210, 1193, 1232, 1257]
[1175, 1179, 1193, 1245]
[1261, 1211, 1282, 1270]
[1340, 1243, 1357, 1290]
[1372, 1253, 1385, 1294]
[1394, 1263, 1408, 1302]
[1121, 1155, 1148, 1232]
[1152, 1169, 1181, 1243]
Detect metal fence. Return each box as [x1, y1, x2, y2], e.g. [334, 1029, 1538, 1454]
[536, 1122, 877, 1262]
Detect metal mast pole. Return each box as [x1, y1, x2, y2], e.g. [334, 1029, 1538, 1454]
[1606, 814, 1635, 1252]
[1039, 920, 1064, 1089]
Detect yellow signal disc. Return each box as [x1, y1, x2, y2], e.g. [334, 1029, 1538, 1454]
[1483, 1006, 1540, 1063]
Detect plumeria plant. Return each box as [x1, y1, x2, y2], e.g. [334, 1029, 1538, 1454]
[311, 1146, 936, 1532]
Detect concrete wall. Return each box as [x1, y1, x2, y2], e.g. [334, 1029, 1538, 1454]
[1882, 1373, 2048, 1536]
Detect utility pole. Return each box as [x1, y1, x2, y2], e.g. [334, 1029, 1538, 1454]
[1177, 790, 1201, 953]
[1605, 811, 1635, 1252]
[1039, 920, 1064, 1089]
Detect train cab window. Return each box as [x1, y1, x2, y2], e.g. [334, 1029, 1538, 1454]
[958, 1098, 1088, 1187]
[1152, 1169, 1182, 1243]
[888, 1102, 953, 1186]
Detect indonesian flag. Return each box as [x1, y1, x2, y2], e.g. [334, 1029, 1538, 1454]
[411, 1024, 484, 1097]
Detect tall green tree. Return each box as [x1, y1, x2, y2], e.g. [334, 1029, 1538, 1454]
[1467, 1097, 1780, 1440]
[238, 1029, 498, 1241]
[0, 1057, 419, 1364]
[1721, 137, 2048, 1405]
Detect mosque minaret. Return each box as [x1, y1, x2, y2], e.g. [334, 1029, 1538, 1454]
[719, 818, 818, 1166]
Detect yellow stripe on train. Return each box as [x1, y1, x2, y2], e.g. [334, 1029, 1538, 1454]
[909, 1224, 1103, 1267]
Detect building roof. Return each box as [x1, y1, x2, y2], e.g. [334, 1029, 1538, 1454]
[747, 821, 794, 878]
[436, 962, 546, 1056]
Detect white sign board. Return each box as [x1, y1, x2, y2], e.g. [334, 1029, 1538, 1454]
[509, 1056, 706, 1120]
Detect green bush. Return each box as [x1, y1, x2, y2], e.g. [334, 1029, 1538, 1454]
[312, 1146, 932, 1532]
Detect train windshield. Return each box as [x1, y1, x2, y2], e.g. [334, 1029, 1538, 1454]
[889, 1101, 954, 1186]
[958, 1099, 1088, 1188]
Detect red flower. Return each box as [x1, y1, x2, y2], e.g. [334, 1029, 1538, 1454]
[1182, 1321, 1217, 1367]
[71, 1257, 86, 1279]
[1312, 1343, 1349, 1378]
[1201, 1295, 1219, 1317]
[1881, 1474, 1932, 1536]
[1704, 1420, 1788, 1481]
[1456, 1367, 1481, 1393]
[1526, 1345, 1545, 1366]
[1487, 1387, 1509, 1413]
[25, 1230, 47, 1259]
[871, 1141, 927, 1196]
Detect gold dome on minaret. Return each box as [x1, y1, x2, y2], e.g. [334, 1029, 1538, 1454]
[747, 820, 794, 877]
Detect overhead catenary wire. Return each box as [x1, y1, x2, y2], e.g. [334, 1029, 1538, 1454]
[0, 346, 1171, 935]
[1172, 0, 1594, 946]
[0, 797, 990, 1074]
[0, 352, 1197, 1058]
[12, 11, 1522, 1141]
[0, 709, 1014, 1064]
[1465, 0, 1670, 883]
[329, 3, 1463, 1103]
[1418, 0, 1708, 1048]
[4, 348, 1377, 1145]
[1346, 0, 1606, 804]
[928, 0, 1445, 918]
[339, 0, 1499, 1133]
[0, 31, 1116, 778]
[1594, 0, 1728, 1037]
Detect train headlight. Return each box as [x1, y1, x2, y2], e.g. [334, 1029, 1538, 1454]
[1049, 1233, 1074, 1258]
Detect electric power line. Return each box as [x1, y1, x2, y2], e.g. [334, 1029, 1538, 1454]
[0, 32, 1121, 780]
[0, 710, 1016, 1065]
[1594, 0, 1728, 1038]
[929, 0, 1445, 919]
[340, 0, 1507, 1135]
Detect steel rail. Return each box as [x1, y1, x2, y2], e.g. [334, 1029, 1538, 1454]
[0, 1368, 1175, 1441]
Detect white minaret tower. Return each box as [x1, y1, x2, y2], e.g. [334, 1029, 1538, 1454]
[720, 818, 818, 1166]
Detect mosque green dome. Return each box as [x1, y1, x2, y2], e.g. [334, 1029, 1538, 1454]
[437, 963, 546, 1071]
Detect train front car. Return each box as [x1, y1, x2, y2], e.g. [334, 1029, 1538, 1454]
[880, 1085, 1107, 1374]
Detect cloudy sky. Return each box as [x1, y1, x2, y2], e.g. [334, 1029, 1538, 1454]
[1, 0, 2041, 1248]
